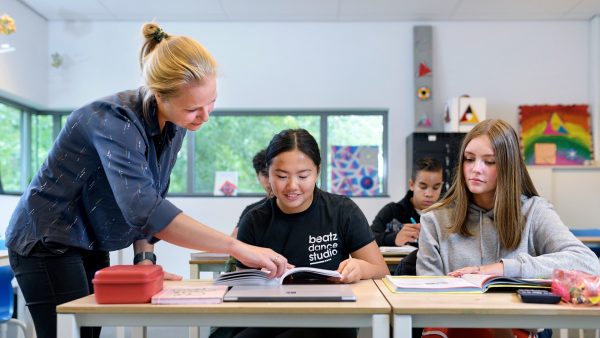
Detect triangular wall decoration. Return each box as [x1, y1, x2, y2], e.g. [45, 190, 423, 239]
[418, 63, 432, 77]
[459, 105, 480, 123]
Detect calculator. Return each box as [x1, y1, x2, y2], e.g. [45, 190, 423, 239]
[517, 289, 561, 304]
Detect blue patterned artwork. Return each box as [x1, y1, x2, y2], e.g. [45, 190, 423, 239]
[331, 146, 380, 196]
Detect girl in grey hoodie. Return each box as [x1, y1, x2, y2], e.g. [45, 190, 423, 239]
[417, 119, 599, 278]
[416, 119, 600, 337]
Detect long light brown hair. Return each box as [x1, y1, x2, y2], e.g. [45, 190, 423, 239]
[428, 119, 538, 250]
[139, 23, 217, 120]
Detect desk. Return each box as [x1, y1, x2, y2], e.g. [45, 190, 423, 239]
[189, 252, 405, 279]
[374, 280, 600, 338]
[577, 236, 600, 245]
[189, 252, 229, 279]
[384, 256, 404, 274]
[0, 251, 8, 267]
[57, 280, 391, 338]
[190, 252, 406, 279]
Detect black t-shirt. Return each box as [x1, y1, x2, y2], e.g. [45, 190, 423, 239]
[370, 190, 420, 247]
[236, 197, 269, 228]
[236, 188, 374, 270]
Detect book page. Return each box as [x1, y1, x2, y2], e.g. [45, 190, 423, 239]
[282, 267, 342, 280]
[385, 276, 477, 290]
[460, 274, 497, 287]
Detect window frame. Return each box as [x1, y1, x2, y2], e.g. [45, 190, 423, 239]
[168, 109, 389, 198]
[0, 100, 389, 197]
[0, 96, 68, 194]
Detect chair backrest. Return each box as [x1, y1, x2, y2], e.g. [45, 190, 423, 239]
[0, 265, 15, 322]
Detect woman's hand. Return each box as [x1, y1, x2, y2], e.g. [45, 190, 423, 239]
[337, 258, 363, 283]
[163, 270, 183, 280]
[136, 260, 183, 280]
[231, 241, 293, 278]
[448, 262, 504, 277]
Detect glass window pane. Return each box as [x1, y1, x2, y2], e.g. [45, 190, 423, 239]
[31, 114, 54, 175]
[0, 102, 22, 192]
[327, 115, 384, 196]
[61, 114, 68, 129]
[168, 134, 188, 193]
[194, 115, 320, 194]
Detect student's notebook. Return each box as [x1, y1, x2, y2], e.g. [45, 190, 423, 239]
[214, 267, 341, 286]
[223, 284, 356, 302]
[383, 274, 551, 293]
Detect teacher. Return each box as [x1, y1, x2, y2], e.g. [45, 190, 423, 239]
[5, 22, 288, 338]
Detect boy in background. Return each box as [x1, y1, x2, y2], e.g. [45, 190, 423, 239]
[370, 157, 443, 275]
[225, 149, 273, 272]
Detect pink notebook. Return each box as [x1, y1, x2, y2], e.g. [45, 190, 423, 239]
[151, 285, 228, 304]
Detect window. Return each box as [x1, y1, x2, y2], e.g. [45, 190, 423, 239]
[0, 101, 22, 193]
[0, 98, 68, 193]
[0, 101, 387, 197]
[170, 110, 387, 197]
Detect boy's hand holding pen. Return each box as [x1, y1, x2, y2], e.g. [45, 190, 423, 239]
[394, 217, 421, 246]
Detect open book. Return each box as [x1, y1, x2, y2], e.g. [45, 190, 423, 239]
[151, 285, 228, 304]
[383, 274, 551, 293]
[214, 267, 342, 286]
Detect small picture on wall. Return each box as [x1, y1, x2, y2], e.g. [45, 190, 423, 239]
[519, 104, 593, 165]
[330, 145, 380, 196]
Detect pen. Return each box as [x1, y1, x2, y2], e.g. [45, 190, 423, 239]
[410, 217, 418, 243]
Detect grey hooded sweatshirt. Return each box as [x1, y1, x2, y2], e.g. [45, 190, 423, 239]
[417, 195, 600, 278]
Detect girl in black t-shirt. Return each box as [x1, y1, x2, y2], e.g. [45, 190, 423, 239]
[232, 129, 388, 338]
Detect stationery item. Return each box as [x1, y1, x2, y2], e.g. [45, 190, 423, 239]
[517, 289, 561, 304]
[224, 284, 356, 302]
[409, 217, 418, 244]
[383, 274, 551, 293]
[379, 245, 417, 256]
[214, 267, 341, 286]
[92, 265, 164, 304]
[151, 285, 228, 305]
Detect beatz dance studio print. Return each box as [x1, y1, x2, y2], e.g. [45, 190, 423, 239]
[308, 232, 339, 265]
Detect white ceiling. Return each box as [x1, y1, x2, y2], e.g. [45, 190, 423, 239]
[18, 0, 600, 22]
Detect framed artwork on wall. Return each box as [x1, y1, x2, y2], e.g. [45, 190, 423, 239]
[330, 145, 380, 196]
[519, 104, 593, 165]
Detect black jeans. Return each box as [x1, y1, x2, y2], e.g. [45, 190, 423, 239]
[9, 243, 110, 338]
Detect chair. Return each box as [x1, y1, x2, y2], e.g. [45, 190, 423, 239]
[0, 265, 27, 338]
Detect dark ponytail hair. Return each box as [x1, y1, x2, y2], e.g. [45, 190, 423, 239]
[266, 129, 321, 169]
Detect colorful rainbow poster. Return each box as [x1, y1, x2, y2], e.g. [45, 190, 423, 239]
[331, 146, 380, 196]
[519, 105, 592, 165]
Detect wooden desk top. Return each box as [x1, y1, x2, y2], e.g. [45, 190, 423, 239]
[57, 279, 390, 315]
[0, 250, 9, 266]
[577, 236, 600, 244]
[374, 279, 600, 317]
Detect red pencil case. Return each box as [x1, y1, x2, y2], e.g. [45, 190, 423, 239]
[92, 265, 164, 304]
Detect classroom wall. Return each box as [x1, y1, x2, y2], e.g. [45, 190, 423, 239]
[2, 18, 599, 277]
[0, 0, 48, 107]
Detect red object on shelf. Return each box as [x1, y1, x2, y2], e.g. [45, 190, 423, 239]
[92, 265, 164, 304]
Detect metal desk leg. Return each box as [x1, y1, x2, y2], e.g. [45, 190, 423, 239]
[57, 314, 80, 338]
[393, 315, 412, 338]
[372, 314, 390, 338]
[131, 326, 146, 338]
[190, 264, 200, 279]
